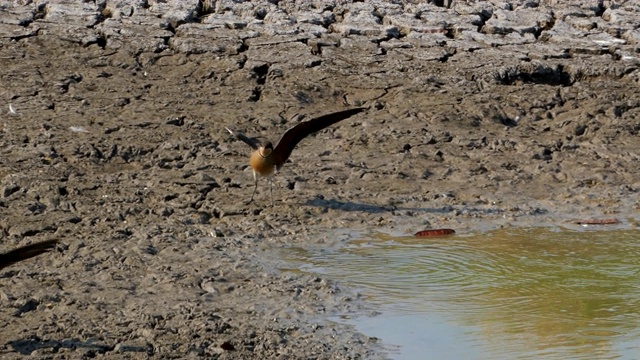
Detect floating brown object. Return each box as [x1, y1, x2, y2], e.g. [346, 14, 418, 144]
[574, 218, 620, 225]
[226, 107, 367, 206]
[0, 239, 59, 270]
[414, 229, 456, 237]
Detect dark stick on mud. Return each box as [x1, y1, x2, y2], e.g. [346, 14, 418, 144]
[0, 239, 59, 270]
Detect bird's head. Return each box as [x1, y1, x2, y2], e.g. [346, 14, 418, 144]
[259, 140, 273, 157]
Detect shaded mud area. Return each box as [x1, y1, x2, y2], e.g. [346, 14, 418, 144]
[1, 0, 639, 358]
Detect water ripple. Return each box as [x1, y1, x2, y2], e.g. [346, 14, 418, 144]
[284, 228, 640, 360]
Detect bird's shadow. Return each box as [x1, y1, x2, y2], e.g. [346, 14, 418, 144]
[7, 337, 149, 355]
[302, 197, 449, 214]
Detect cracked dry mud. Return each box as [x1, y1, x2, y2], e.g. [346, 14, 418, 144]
[1, 0, 639, 359]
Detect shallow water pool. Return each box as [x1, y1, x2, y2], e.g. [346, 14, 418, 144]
[283, 228, 640, 359]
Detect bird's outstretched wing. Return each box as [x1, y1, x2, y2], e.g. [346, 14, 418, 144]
[272, 107, 367, 168]
[0, 239, 59, 270]
[226, 127, 260, 150]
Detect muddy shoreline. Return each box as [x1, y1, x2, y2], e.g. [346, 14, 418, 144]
[1, 0, 639, 358]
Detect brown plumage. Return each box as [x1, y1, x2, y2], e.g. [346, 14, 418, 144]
[227, 107, 367, 205]
[0, 239, 59, 270]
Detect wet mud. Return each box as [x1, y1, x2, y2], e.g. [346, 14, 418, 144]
[1, 0, 639, 358]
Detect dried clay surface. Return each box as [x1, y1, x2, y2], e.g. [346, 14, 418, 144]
[1, 0, 639, 358]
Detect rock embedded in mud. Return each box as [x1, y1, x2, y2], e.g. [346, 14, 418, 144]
[3, 184, 21, 198]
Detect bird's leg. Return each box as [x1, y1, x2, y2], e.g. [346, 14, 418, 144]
[246, 171, 258, 204]
[269, 177, 274, 207]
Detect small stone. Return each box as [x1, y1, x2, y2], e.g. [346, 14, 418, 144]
[574, 124, 587, 136]
[115, 97, 130, 107]
[3, 184, 20, 198]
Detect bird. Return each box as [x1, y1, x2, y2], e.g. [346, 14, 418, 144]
[226, 107, 367, 206]
[0, 239, 59, 270]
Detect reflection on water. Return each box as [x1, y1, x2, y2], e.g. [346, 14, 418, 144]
[283, 228, 640, 360]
